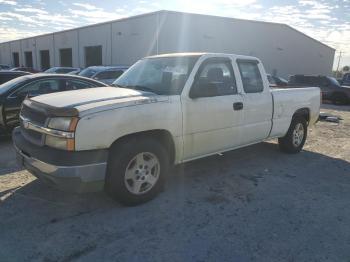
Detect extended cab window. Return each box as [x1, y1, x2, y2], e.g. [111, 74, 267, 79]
[238, 61, 264, 93]
[192, 60, 237, 97]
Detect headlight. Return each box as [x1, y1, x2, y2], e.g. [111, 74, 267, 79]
[45, 117, 78, 151]
[48, 117, 78, 132]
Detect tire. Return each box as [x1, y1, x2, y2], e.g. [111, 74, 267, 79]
[278, 116, 307, 154]
[105, 137, 169, 206]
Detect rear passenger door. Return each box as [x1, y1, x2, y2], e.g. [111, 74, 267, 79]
[237, 60, 273, 145]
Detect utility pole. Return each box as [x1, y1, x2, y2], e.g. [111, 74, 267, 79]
[336, 51, 343, 73]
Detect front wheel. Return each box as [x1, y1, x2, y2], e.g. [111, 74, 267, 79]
[278, 116, 307, 154]
[105, 138, 169, 206]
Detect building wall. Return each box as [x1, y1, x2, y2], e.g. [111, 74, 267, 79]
[36, 34, 54, 70]
[0, 43, 11, 65]
[9, 40, 22, 66]
[78, 23, 112, 66]
[111, 14, 158, 65]
[53, 30, 79, 67]
[21, 38, 37, 68]
[0, 11, 335, 77]
[158, 12, 335, 78]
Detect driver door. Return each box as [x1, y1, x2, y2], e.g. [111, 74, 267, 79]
[182, 58, 244, 160]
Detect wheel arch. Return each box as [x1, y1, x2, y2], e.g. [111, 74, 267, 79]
[109, 129, 176, 165]
[293, 108, 310, 124]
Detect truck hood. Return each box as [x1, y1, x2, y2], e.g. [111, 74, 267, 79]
[31, 87, 168, 116]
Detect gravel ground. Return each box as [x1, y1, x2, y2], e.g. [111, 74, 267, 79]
[0, 104, 350, 262]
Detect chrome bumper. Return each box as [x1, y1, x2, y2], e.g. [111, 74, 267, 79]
[15, 144, 107, 193]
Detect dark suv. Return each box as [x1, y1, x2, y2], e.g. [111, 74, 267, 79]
[288, 75, 350, 104]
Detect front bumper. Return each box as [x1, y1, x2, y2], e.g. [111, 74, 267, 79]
[13, 127, 108, 193]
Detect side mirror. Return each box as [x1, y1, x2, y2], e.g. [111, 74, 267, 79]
[189, 81, 219, 99]
[189, 82, 201, 99]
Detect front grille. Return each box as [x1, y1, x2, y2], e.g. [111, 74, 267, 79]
[20, 102, 48, 146]
[21, 103, 47, 126]
[20, 120, 44, 145]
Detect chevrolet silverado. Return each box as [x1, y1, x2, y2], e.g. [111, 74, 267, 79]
[13, 53, 321, 205]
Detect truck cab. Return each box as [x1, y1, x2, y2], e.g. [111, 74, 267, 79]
[13, 53, 320, 205]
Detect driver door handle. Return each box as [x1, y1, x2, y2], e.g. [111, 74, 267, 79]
[233, 102, 243, 111]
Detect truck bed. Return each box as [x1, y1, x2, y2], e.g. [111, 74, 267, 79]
[269, 87, 320, 138]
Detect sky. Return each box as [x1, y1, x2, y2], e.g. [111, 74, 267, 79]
[0, 0, 349, 69]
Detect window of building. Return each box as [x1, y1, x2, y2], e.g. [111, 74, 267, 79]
[40, 50, 50, 70]
[24, 51, 33, 68]
[12, 52, 19, 67]
[237, 61, 264, 93]
[85, 45, 102, 67]
[60, 48, 73, 67]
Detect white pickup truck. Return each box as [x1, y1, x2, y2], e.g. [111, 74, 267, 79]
[13, 53, 320, 205]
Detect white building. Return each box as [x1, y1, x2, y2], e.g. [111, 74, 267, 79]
[0, 10, 335, 78]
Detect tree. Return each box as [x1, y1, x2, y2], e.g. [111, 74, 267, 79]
[343, 66, 350, 72]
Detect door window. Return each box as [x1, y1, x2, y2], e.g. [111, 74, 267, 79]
[64, 79, 97, 90]
[237, 61, 264, 93]
[15, 79, 61, 97]
[191, 60, 237, 97]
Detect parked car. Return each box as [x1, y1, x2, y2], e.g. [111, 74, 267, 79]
[0, 74, 107, 132]
[340, 73, 350, 86]
[44, 67, 81, 74]
[10, 67, 41, 73]
[0, 70, 31, 85]
[79, 66, 129, 85]
[67, 68, 82, 75]
[0, 64, 11, 70]
[288, 75, 350, 104]
[267, 74, 288, 88]
[13, 53, 320, 205]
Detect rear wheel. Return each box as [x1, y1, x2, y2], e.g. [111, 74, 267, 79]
[278, 116, 307, 154]
[105, 138, 169, 206]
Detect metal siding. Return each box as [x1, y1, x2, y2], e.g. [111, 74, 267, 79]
[0, 11, 335, 76]
[78, 24, 112, 66]
[9, 41, 22, 66]
[158, 12, 335, 78]
[111, 14, 158, 65]
[53, 30, 79, 67]
[36, 34, 54, 70]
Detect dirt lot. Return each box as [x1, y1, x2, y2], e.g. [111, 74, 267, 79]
[1, 104, 350, 262]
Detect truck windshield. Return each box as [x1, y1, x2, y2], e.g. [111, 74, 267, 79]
[113, 56, 199, 95]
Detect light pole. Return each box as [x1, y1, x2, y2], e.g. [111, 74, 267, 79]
[336, 51, 343, 73]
